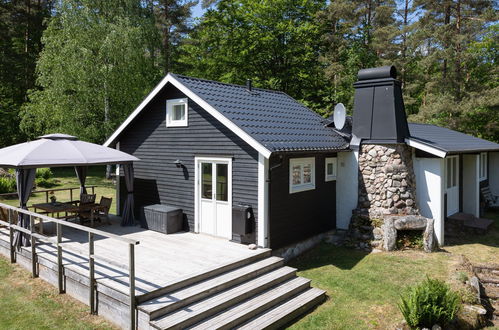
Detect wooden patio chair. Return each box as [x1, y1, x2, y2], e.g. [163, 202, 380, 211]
[481, 186, 499, 209]
[79, 196, 112, 226]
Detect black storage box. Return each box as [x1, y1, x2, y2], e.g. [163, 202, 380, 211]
[232, 204, 253, 235]
[141, 204, 183, 234]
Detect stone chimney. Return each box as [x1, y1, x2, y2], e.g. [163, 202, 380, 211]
[349, 66, 423, 251]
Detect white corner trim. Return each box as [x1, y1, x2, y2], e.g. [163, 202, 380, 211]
[258, 153, 269, 248]
[405, 138, 447, 158]
[104, 73, 273, 158]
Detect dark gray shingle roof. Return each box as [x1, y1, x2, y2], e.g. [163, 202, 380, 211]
[409, 123, 499, 154]
[172, 74, 349, 152]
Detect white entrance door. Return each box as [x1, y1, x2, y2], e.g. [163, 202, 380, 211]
[197, 158, 232, 239]
[445, 155, 459, 216]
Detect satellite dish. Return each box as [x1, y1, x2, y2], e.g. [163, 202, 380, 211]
[333, 103, 346, 130]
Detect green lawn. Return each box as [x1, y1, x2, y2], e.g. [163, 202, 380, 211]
[0, 256, 116, 329]
[0, 166, 118, 215]
[288, 211, 499, 330]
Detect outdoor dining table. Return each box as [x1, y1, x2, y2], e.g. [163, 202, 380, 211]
[32, 202, 101, 229]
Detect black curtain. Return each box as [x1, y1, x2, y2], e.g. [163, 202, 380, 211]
[74, 166, 88, 195]
[121, 163, 135, 226]
[14, 168, 36, 248]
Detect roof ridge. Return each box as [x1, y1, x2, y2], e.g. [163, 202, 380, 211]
[170, 73, 288, 95]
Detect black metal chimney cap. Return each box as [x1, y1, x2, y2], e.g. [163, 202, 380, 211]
[357, 65, 396, 81]
[246, 79, 252, 92]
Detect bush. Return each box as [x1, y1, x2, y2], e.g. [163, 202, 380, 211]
[399, 277, 461, 329]
[35, 177, 58, 188]
[0, 177, 17, 194]
[36, 168, 53, 180]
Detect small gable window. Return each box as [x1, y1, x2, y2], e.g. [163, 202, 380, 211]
[479, 152, 487, 181]
[166, 98, 188, 127]
[289, 157, 315, 194]
[325, 157, 337, 182]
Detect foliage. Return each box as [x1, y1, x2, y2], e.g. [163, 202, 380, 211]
[399, 277, 461, 329]
[20, 0, 162, 143]
[179, 0, 332, 115]
[0, 0, 53, 148]
[0, 177, 16, 194]
[36, 168, 53, 180]
[35, 178, 58, 188]
[396, 230, 424, 250]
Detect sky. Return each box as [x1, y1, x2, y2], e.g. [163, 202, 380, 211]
[192, 2, 206, 19]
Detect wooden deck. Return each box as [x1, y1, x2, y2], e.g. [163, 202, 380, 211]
[0, 215, 269, 299]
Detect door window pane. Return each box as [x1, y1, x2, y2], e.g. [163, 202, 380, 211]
[452, 157, 457, 187]
[201, 163, 212, 199]
[216, 163, 228, 201]
[446, 158, 452, 188]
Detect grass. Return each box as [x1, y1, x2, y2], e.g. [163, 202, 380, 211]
[0, 256, 116, 329]
[0, 166, 117, 215]
[288, 210, 499, 330]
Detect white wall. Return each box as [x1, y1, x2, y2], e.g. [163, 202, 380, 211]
[414, 157, 445, 246]
[462, 154, 479, 217]
[336, 151, 359, 230]
[489, 152, 499, 196]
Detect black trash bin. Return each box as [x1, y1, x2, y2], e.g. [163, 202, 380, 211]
[232, 204, 253, 235]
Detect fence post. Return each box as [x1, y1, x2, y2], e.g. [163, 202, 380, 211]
[88, 232, 95, 314]
[57, 222, 64, 293]
[45, 191, 49, 203]
[8, 209, 15, 263]
[129, 244, 136, 330]
[70, 188, 73, 202]
[29, 215, 37, 278]
[91, 186, 95, 195]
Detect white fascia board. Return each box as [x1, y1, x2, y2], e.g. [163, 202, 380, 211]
[257, 153, 269, 248]
[104, 74, 273, 158]
[104, 75, 170, 147]
[405, 138, 447, 158]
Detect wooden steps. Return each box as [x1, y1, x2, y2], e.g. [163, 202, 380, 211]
[235, 288, 326, 330]
[139, 256, 326, 330]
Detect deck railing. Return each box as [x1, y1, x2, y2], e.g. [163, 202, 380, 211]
[0, 202, 139, 330]
[0, 185, 97, 205]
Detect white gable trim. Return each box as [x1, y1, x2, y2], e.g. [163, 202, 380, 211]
[103, 74, 272, 158]
[405, 138, 447, 158]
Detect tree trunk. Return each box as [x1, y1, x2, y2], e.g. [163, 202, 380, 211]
[162, 0, 170, 73]
[104, 80, 112, 179]
[443, 0, 451, 80]
[455, 0, 461, 99]
[24, 0, 31, 98]
[401, 0, 409, 87]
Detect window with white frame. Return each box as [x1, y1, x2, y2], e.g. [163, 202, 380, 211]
[480, 152, 487, 181]
[325, 157, 337, 181]
[166, 98, 188, 127]
[289, 157, 315, 193]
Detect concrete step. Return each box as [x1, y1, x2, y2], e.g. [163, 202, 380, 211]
[150, 266, 297, 330]
[138, 249, 271, 303]
[187, 277, 311, 330]
[138, 256, 284, 320]
[478, 275, 499, 285]
[236, 287, 326, 330]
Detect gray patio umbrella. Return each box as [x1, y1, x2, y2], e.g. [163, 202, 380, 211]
[0, 134, 140, 246]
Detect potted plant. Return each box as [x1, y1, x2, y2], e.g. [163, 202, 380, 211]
[49, 191, 57, 204]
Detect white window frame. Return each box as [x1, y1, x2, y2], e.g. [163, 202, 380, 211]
[166, 98, 188, 127]
[325, 157, 337, 182]
[479, 152, 487, 181]
[289, 157, 315, 194]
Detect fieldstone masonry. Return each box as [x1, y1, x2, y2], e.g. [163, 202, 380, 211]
[348, 143, 436, 252]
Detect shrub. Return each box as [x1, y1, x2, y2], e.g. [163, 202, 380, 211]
[35, 177, 58, 188]
[399, 277, 461, 329]
[36, 168, 53, 180]
[0, 177, 17, 194]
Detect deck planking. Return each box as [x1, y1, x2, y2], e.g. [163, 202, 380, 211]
[0, 216, 269, 298]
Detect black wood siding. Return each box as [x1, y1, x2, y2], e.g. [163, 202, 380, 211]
[117, 83, 259, 243]
[268, 153, 337, 249]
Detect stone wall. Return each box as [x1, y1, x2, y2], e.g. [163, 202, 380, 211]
[348, 143, 427, 251]
[357, 144, 418, 217]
